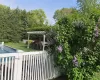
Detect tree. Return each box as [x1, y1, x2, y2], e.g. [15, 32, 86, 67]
[53, 8, 77, 21]
[0, 4, 50, 42]
[77, 0, 99, 13]
[19, 9, 28, 39]
[27, 9, 47, 29]
[0, 5, 28, 42]
[0, 5, 11, 42]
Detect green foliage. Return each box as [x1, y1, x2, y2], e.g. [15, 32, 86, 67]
[77, 0, 100, 15]
[53, 15, 100, 80]
[27, 9, 47, 29]
[53, 8, 77, 22]
[27, 26, 51, 31]
[0, 5, 48, 42]
[0, 6, 28, 42]
[26, 40, 33, 45]
[53, 1, 100, 80]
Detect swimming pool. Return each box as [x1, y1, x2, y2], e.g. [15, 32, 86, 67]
[0, 46, 17, 53]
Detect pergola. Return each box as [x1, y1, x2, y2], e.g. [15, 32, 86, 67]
[27, 31, 46, 51]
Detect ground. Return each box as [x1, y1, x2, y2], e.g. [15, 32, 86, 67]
[5, 42, 100, 80]
[5, 42, 34, 52]
[51, 76, 67, 80]
[51, 72, 100, 80]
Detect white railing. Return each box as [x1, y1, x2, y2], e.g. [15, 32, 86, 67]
[0, 51, 59, 80]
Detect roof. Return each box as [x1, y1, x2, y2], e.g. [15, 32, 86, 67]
[27, 31, 46, 35]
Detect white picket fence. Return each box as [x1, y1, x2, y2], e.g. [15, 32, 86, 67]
[0, 51, 59, 80]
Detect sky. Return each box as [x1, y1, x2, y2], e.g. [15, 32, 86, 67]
[0, 0, 77, 24]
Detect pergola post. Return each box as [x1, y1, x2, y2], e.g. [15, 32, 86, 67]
[27, 31, 46, 50]
[43, 34, 46, 51]
[27, 34, 30, 48]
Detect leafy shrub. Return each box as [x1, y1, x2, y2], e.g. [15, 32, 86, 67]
[26, 40, 33, 45]
[52, 16, 100, 80]
[27, 26, 51, 31]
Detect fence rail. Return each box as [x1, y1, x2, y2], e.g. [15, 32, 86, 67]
[0, 51, 59, 80]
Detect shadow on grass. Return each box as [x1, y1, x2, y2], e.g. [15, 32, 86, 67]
[50, 75, 68, 80]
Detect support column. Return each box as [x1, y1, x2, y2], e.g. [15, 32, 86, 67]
[27, 34, 30, 48]
[43, 34, 46, 51]
[13, 54, 22, 80]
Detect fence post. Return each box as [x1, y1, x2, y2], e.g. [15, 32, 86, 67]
[13, 53, 22, 80]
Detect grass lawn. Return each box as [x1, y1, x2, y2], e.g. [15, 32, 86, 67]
[5, 42, 34, 52]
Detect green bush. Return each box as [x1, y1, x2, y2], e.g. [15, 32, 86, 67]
[52, 16, 100, 80]
[26, 40, 33, 45]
